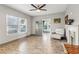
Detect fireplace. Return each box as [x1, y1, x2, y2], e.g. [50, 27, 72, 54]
[65, 25, 79, 45]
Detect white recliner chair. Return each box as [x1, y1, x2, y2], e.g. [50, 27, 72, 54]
[51, 28, 64, 39]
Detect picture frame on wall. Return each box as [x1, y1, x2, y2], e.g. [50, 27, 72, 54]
[54, 18, 61, 23]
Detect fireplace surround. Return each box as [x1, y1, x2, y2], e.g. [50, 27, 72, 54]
[65, 25, 79, 45]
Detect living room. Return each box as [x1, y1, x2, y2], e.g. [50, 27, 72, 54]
[0, 4, 79, 54]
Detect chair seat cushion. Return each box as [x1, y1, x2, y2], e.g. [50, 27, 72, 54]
[51, 34, 63, 39]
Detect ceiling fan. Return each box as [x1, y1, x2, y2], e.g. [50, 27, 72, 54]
[29, 4, 47, 12]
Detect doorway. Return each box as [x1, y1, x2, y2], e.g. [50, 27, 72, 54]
[35, 18, 51, 36]
[35, 21, 42, 36]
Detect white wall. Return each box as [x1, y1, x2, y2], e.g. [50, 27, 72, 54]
[0, 5, 32, 44]
[32, 12, 65, 34]
[66, 4, 79, 25]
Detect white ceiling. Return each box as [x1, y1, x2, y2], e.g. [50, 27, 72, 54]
[5, 4, 67, 16]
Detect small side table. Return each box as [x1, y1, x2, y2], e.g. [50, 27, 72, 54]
[64, 44, 79, 54]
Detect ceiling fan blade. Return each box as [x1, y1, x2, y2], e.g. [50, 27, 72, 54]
[40, 9, 47, 11]
[29, 9, 37, 11]
[39, 4, 46, 9]
[31, 4, 37, 9]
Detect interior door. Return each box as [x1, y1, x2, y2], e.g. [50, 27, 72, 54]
[35, 21, 42, 36]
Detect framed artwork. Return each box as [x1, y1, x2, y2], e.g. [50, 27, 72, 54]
[54, 18, 61, 23]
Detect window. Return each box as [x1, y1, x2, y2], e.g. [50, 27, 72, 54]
[19, 18, 27, 33]
[6, 15, 27, 35]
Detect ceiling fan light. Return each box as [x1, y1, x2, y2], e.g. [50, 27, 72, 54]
[36, 9, 41, 12]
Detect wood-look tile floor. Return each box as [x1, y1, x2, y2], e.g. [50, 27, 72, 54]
[0, 36, 66, 54]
